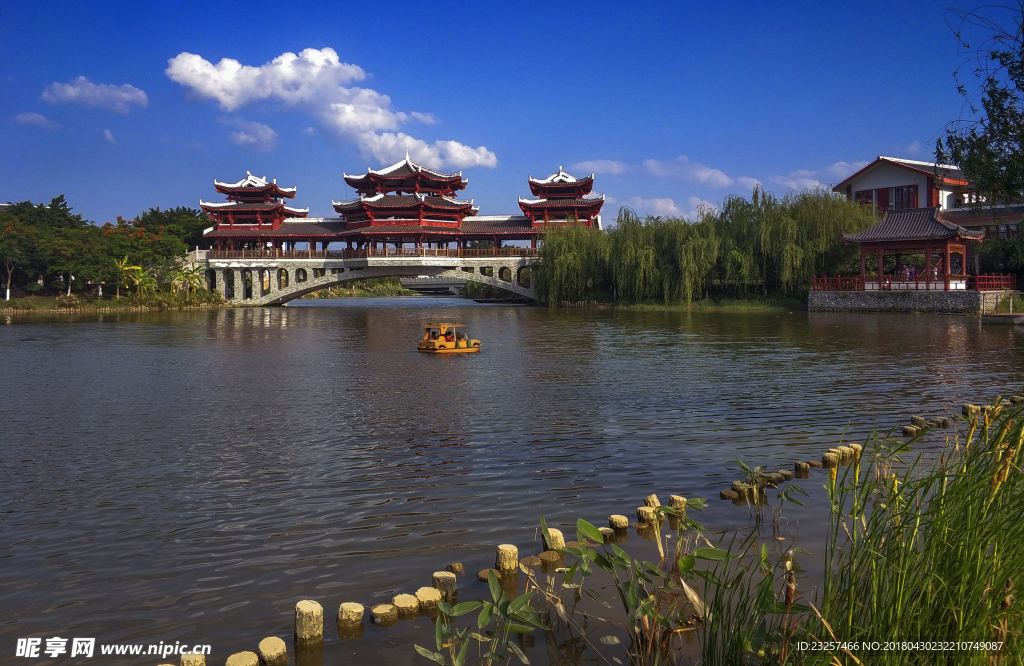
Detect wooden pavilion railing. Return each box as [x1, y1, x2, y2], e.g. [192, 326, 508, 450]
[812, 276, 863, 291]
[968, 274, 1016, 290]
[812, 274, 1016, 291]
[208, 247, 538, 260]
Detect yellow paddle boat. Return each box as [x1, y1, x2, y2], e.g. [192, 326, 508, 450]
[418, 323, 481, 353]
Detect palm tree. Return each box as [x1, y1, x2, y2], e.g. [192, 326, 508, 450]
[114, 256, 140, 300]
[126, 266, 156, 303]
[171, 265, 206, 296]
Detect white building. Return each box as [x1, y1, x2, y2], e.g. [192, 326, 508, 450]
[833, 155, 1022, 238]
[832, 156, 974, 211]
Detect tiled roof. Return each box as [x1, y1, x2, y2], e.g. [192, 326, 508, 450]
[333, 194, 476, 213]
[528, 167, 592, 185]
[461, 215, 533, 234]
[336, 224, 462, 236]
[200, 201, 285, 211]
[343, 156, 465, 185]
[213, 171, 297, 197]
[842, 207, 986, 243]
[944, 205, 1024, 222]
[518, 197, 605, 208]
[203, 220, 346, 237]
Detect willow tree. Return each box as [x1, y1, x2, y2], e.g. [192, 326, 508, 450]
[609, 208, 660, 303]
[533, 221, 610, 303]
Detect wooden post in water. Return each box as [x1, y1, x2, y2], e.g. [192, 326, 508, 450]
[543, 528, 565, 551]
[294, 600, 323, 645]
[257, 637, 287, 666]
[225, 653, 258, 666]
[432, 571, 458, 601]
[609, 515, 628, 531]
[496, 544, 519, 572]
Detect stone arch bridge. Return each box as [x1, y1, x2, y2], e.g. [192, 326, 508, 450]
[196, 249, 537, 305]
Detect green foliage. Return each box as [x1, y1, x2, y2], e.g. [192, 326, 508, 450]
[415, 572, 547, 666]
[0, 196, 210, 299]
[938, 5, 1024, 209]
[812, 405, 1024, 664]
[533, 189, 876, 305]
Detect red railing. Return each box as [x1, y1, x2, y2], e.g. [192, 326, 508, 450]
[208, 247, 538, 260]
[812, 275, 863, 291]
[968, 274, 1016, 290]
[813, 274, 1015, 292]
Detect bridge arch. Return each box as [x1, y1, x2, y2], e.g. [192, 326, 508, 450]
[206, 256, 538, 306]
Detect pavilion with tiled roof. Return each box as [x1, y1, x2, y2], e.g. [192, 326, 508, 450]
[519, 167, 604, 227]
[343, 155, 468, 197]
[841, 207, 984, 290]
[201, 158, 606, 252]
[201, 172, 309, 245]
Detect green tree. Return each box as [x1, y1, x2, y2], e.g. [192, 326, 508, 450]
[0, 218, 38, 300]
[938, 3, 1024, 209]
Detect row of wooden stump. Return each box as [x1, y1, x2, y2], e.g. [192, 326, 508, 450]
[160, 495, 691, 666]
[718, 397, 1024, 503]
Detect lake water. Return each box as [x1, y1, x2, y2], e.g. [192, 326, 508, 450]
[3, 299, 1022, 664]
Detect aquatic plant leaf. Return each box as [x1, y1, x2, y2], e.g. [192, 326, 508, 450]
[507, 642, 530, 664]
[478, 602, 494, 629]
[505, 623, 534, 634]
[507, 591, 535, 616]
[414, 645, 444, 664]
[600, 636, 621, 645]
[694, 547, 732, 561]
[487, 571, 502, 604]
[450, 601, 483, 617]
[678, 554, 695, 571]
[576, 518, 604, 543]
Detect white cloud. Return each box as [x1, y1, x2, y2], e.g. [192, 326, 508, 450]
[101, 128, 116, 144]
[735, 176, 763, 192]
[571, 159, 629, 175]
[41, 76, 148, 113]
[166, 48, 495, 169]
[625, 195, 717, 219]
[643, 156, 734, 188]
[819, 160, 869, 181]
[221, 118, 278, 151]
[410, 111, 439, 124]
[769, 169, 823, 191]
[13, 111, 60, 130]
[767, 160, 869, 192]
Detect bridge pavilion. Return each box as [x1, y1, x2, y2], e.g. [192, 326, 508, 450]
[201, 158, 604, 253]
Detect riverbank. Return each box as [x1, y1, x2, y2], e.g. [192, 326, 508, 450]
[1, 293, 223, 314]
[615, 297, 804, 313]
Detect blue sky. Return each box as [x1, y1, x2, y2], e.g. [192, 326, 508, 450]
[0, 0, 975, 224]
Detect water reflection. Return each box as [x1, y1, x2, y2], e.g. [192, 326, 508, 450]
[2, 302, 1022, 665]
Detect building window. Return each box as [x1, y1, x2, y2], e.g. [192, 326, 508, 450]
[854, 190, 873, 205]
[894, 185, 918, 209]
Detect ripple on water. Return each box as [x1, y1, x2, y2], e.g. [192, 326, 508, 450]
[2, 303, 1022, 661]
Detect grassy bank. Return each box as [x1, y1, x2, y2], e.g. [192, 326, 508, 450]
[1, 290, 222, 313]
[617, 298, 805, 313]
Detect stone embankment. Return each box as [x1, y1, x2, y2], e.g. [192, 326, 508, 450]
[808, 290, 1012, 314]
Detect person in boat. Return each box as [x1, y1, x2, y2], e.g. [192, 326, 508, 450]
[444, 330, 455, 343]
[430, 330, 439, 340]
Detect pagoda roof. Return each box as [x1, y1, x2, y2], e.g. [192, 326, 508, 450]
[529, 166, 593, 185]
[343, 155, 467, 189]
[518, 195, 605, 208]
[203, 219, 345, 237]
[842, 207, 985, 243]
[213, 171, 298, 198]
[200, 201, 309, 216]
[332, 193, 478, 214]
